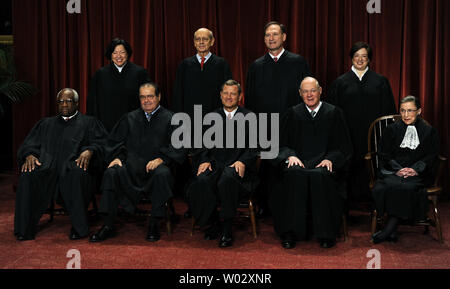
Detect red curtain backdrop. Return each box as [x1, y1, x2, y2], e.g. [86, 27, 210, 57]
[12, 0, 449, 186]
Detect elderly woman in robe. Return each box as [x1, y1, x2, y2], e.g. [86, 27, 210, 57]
[371, 95, 439, 244]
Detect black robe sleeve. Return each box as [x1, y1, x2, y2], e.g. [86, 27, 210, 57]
[17, 119, 46, 165]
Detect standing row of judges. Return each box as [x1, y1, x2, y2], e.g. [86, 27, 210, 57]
[16, 21, 434, 249]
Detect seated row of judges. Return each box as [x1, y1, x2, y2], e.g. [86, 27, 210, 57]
[14, 77, 439, 250]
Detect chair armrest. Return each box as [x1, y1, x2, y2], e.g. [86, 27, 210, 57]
[433, 155, 447, 187]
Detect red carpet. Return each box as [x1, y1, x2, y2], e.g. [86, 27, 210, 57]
[1, 173, 449, 269]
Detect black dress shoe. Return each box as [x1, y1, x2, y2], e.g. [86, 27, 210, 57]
[281, 233, 296, 249]
[281, 240, 296, 249]
[371, 230, 387, 244]
[204, 223, 221, 240]
[16, 234, 34, 241]
[183, 209, 192, 219]
[69, 227, 86, 240]
[320, 239, 336, 248]
[219, 235, 233, 248]
[89, 225, 116, 242]
[146, 222, 160, 242]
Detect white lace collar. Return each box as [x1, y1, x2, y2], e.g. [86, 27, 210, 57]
[400, 125, 420, 150]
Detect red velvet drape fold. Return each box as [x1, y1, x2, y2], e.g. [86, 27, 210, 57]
[12, 0, 449, 185]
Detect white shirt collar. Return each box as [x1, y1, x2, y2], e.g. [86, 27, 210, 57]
[224, 107, 238, 119]
[196, 52, 212, 63]
[145, 105, 161, 117]
[269, 48, 285, 60]
[351, 65, 369, 81]
[114, 62, 127, 73]
[62, 110, 78, 121]
[305, 101, 322, 117]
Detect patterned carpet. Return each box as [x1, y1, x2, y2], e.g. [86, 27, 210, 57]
[1, 173, 449, 269]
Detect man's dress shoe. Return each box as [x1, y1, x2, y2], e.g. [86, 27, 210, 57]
[146, 222, 161, 242]
[319, 239, 336, 248]
[281, 233, 296, 249]
[69, 227, 86, 240]
[89, 225, 116, 242]
[219, 235, 233, 248]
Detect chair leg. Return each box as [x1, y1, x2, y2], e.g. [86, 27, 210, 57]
[165, 201, 172, 236]
[342, 214, 348, 242]
[191, 217, 195, 236]
[371, 210, 378, 235]
[430, 197, 443, 244]
[249, 198, 257, 239]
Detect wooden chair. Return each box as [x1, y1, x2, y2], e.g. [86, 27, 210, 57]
[190, 157, 260, 239]
[365, 115, 446, 243]
[125, 198, 175, 236]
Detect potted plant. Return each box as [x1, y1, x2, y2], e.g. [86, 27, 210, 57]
[0, 43, 38, 118]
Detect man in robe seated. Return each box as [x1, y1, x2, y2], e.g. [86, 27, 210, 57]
[89, 82, 185, 242]
[15, 88, 107, 241]
[270, 77, 353, 249]
[187, 80, 258, 248]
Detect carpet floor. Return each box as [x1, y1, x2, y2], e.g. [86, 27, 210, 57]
[1, 173, 449, 269]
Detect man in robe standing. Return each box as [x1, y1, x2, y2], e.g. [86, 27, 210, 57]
[89, 83, 185, 242]
[172, 28, 233, 217]
[245, 21, 311, 217]
[15, 88, 107, 241]
[270, 77, 352, 249]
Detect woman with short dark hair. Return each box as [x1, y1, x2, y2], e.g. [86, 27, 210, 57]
[371, 95, 439, 243]
[87, 38, 151, 131]
[327, 41, 397, 208]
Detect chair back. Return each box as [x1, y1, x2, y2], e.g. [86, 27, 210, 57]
[366, 115, 401, 187]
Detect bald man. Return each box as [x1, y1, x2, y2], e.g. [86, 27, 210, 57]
[172, 28, 233, 217]
[173, 27, 232, 120]
[270, 77, 352, 249]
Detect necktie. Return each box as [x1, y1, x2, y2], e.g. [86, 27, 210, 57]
[273, 57, 278, 62]
[311, 110, 316, 118]
[227, 112, 232, 119]
[201, 57, 205, 71]
[146, 113, 151, 122]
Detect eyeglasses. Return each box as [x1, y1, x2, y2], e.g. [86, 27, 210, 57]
[300, 89, 319, 95]
[400, 108, 419, 114]
[140, 95, 158, 99]
[57, 99, 74, 104]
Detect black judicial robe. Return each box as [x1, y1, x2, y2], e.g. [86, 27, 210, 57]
[87, 62, 151, 131]
[372, 118, 439, 220]
[100, 107, 185, 215]
[172, 54, 232, 117]
[270, 102, 353, 239]
[188, 107, 259, 226]
[245, 50, 311, 115]
[327, 69, 396, 202]
[14, 113, 107, 239]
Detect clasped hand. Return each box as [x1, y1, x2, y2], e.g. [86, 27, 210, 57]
[396, 167, 418, 178]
